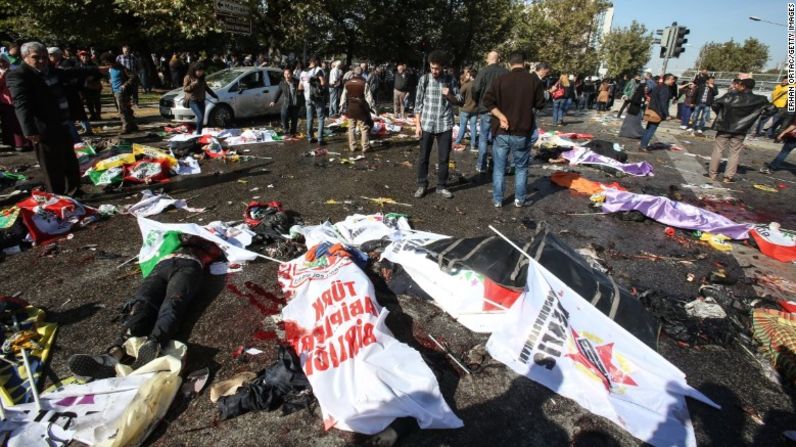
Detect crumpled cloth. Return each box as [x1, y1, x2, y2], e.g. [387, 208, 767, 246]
[562, 146, 654, 177]
[602, 189, 754, 239]
[217, 346, 311, 419]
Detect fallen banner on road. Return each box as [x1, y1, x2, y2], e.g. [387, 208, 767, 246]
[278, 247, 462, 434]
[486, 250, 720, 447]
[16, 190, 98, 243]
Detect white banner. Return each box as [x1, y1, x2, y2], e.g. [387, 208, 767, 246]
[486, 257, 720, 447]
[278, 252, 462, 434]
[381, 231, 520, 333]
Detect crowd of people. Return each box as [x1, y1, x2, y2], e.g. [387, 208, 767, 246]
[0, 38, 794, 203]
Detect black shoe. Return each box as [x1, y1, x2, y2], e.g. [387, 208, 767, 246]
[131, 338, 161, 370]
[68, 353, 118, 379]
[318, 140, 328, 146]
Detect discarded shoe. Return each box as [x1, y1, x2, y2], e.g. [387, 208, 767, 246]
[68, 353, 118, 379]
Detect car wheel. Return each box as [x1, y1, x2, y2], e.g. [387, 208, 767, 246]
[209, 104, 234, 128]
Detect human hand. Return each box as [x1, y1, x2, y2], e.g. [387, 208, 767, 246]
[415, 126, 421, 138]
[441, 86, 450, 96]
[27, 135, 40, 144]
[499, 116, 509, 130]
[269, 101, 275, 107]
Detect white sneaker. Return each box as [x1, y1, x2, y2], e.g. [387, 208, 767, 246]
[696, 130, 703, 134]
[679, 125, 687, 130]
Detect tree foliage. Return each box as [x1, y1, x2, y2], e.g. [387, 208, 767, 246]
[696, 38, 770, 72]
[598, 21, 652, 78]
[511, 0, 611, 75]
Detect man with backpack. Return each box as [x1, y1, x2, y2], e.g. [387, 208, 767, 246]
[299, 56, 327, 145]
[413, 50, 462, 199]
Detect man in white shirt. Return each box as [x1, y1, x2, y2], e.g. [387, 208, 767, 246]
[328, 60, 343, 117]
[299, 56, 327, 145]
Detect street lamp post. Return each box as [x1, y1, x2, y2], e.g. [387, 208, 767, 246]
[749, 16, 787, 27]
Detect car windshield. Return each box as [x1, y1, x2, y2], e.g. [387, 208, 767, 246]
[206, 69, 242, 89]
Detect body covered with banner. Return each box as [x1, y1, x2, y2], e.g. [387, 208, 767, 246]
[136, 217, 260, 277]
[278, 250, 462, 434]
[486, 255, 719, 447]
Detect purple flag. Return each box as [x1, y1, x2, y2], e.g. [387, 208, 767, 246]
[562, 147, 654, 177]
[602, 189, 754, 239]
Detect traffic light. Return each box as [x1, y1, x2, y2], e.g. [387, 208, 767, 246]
[658, 27, 672, 59]
[671, 26, 690, 58]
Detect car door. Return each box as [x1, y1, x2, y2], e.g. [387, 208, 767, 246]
[234, 71, 267, 118]
[265, 70, 283, 114]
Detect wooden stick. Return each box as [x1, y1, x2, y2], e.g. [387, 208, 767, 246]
[427, 334, 471, 375]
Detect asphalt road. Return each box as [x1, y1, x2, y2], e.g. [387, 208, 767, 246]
[0, 98, 795, 447]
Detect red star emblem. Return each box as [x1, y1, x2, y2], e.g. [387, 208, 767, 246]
[565, 329, 637, 391]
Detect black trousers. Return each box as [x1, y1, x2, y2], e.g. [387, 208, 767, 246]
[281, 105, 299, 135]
[416, 129, 452, 188]
[83, 90, 102, 120]
[617, 100, 632, 117]
[121, 258, 203, 345]
[36, 130, 81, 195]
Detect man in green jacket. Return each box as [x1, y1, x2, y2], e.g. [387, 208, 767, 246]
[616, 73, 640, 118]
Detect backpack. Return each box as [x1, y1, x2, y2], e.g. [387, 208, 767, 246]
[309, 68, 327, 103]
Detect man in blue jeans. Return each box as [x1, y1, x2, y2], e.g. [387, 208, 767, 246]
[472, 51, 508, 173]
[761, 114, 796, 174]
[482, 52, 545, 208]
[692, 76, 718, 134]
[299, 56, 327, 145]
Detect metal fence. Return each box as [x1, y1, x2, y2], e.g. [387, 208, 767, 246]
[679, 69, 782, 97]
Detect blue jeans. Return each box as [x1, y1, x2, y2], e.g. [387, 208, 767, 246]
[552, 99, 567, 125]
[306, 101, 326, 142]
[455, 111, 477, 149]
[477, 112, 492, 171]
[640, 122, 659, 148]
[329, 87, 341, 116]
[680, 104, 693, 127]
[693, 104, 710, 131]
[189, 100, 205, 134]
[492, 134, 531, 204]
[770, 139, 796, 170]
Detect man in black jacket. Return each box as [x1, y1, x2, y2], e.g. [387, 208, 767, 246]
[482, 52, 546, 208]
[270, 68, 301, 137]
[708, 78, 768, 182]
[7, 42, 99, 196]
[472, 51, 508, 173]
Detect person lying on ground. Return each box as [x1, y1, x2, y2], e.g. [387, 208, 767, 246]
[68, 235, 223, 379]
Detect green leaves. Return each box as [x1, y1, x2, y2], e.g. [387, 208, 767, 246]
[697, 38, 769, 72]
[599, 21, 653, 78]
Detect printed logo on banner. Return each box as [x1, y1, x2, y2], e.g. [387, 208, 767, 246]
[278, 255, 354, 289]
[517, 288, 637, 392]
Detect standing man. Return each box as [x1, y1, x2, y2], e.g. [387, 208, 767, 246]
[639, 74, 675, 151]
[78, 50, 102, 121]
[328, 60, 343, 117]
[106, 53, 138, 134]
[755, 77, 792, 138]
[116, 45, 140, 106]
[270, 68, 301, 137]
[298, 56, 327, 145]
[472, 51, 508, 173]
[529, 62, 551, 146]
[393, 63, 410, 119]
[339, 66, 375, 153]
[692, 76, 718, 134]
[413, 50, 462, 199]
[48, 47, 92, 141]
[482, 52, 545, 208]
[707, 78, 768, 183]
[7, 42, 85, 195]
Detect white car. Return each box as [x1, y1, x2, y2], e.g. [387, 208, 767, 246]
[159, 67, 285, 127]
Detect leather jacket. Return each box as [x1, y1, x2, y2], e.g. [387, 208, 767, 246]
[711, 91, 769, 135]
